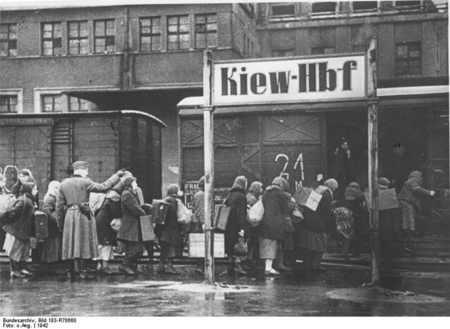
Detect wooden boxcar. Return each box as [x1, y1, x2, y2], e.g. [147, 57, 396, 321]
[0, 110, 165, 204]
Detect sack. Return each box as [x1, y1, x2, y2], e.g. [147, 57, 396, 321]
[0, 194, 17, 226]
[247, 199, 264, 227]
[234, 237, 248, 256]
[176, 199, 193, 225]
[110, 218, 122, 232]
[89, 193, 107, 217]
[214, 204, 231, 230]
[140, 215, 155, 241]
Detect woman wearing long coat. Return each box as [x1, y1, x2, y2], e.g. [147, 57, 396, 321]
[224, 176, 248, 275]
[3, 182, 36, 278]
[258, 176, 291, 275]
[155, 184, 184, 275]
[117, 177, 147, 275]
[299, 179, 336, 273]
[41, 180, 62, 265]
[398, 171, 435, 249]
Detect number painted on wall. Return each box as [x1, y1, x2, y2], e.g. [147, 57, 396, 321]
[275, 153, 304, 190]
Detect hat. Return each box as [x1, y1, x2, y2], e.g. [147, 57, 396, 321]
[72, 161, 89, 170]
[378, 177, 390, 187]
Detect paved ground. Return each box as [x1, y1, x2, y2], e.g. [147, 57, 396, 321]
[1, 261, 449, 317]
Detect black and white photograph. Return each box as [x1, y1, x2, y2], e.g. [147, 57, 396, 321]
[0, 0, 449, 322]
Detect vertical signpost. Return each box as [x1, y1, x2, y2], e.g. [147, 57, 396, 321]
[367, 38, 381, 286]
[203, 50, 215, 284]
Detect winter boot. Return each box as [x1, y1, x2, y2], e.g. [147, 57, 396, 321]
[10, 259, 25, 278]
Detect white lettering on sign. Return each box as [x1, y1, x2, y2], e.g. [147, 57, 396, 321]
[275, 153, 305, 190]
[214, 55, 365, 105]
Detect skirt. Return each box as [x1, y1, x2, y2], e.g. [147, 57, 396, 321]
[259, 236, 281, 260]
[62, 207, 99, 260]
[299, 229, 327, 252]
[399, 200, 417, 231]
[41, 236, 62, 263]
[4, 233, 30, 262]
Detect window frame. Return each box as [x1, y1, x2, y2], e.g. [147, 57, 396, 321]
[270, 3, 296, 17]
[167, 15, 190, 51]
[68, 96, 90, 112]
[94, 19, 115, 54]
[395, 42, 422, 78]
[194, 13, 218, 49]
[311, 2, 338, 15]
[0, 95, 18, 113]
[139, 17, 162, 52]
[68, 21, 89, 55]
[0, 23, 18, 57]
[41, 94, 63, 112]
[42, 22, 62, 56]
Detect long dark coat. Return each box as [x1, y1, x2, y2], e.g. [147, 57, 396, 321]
[42, 194, 60, 238]
[155, 195, 183, 247]
[117, 189, 146, 243]
[258, 186, 291, 241]
[224, 187, 247, 254]
[301, 189, 333, 234]
[96, 190, 122, 246]
[3, 193, 35, 240]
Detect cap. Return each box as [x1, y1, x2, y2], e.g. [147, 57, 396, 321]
[72, 161, 89, 170]
[378, 177, 390, 187]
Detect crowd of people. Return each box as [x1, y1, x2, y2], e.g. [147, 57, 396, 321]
[0, 153, 436, 280]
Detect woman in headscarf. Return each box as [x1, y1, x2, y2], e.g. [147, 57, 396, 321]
[191, 176, 205, 275]
[3, 182, 36, 278]
[224, 176, 248, 275]
[258, 176, 291, 276]
[155, 184, 184, 274]
[398, 171, 435, 250]
[40, 180, 62, 267]
[11, 169, 39, 209]
[300, 179, 337, 273]
[244, 181, 263, 270]
[332, 182, 363, 261]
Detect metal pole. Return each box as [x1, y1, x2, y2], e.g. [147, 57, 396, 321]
[203, 50, 215, 284]
[367, 38, 381, 286]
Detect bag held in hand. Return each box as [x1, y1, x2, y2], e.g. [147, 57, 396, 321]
[234, 237, 248, 256]
[176, 199, 193, 225]
[151, 199, 170, 225]
[214, 204, 231, 230]
[110, 218, 122, 232]
[140, 214, 155, 241]
[34, 210, 49, 242]
[247, 199, 264, 227]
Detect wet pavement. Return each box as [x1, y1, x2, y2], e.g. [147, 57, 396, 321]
[1, 263, 450, 316]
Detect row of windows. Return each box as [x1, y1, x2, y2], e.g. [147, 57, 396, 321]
[270, 1, 425, 16]
[273, 42, 422, 78]
[0, 95, 92, 113]
[0, 14, 218, 57]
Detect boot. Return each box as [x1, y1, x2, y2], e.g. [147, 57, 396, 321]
[234, 262, 248, 276]
[227, 260, 235, 276]
[19, 261, 34, 276]
[79, 269, 92, 280]
[66, 260, 75, 280]
[10, 259, 25, 278]
[312, 252, 326, 272]
[157, 261, 165, 273]
[165, 260, 179, 275]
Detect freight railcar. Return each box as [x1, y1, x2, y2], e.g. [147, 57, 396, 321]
[0, 110, 165, 204]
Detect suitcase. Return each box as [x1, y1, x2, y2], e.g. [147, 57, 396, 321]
[364, 188, 399, 211]
[151, 199, 170, 225]
[214, 204, 231, 230]
[34, 210, 48, 242]
[294, 187, 322, 211]
[188, 233, 225, 258]
[140, 215, 155, 241]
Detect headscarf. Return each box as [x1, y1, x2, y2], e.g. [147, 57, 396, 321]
[18, 169, 35, 184]
[167, 184, 180, 197]
[271, 176, 289, 192]
[404, 171, 423, 190]
[248, 181, 263, 197]
[378, 177, 390, 190]
[345, 182, 362, 201]
[113, 175, 136, 192]
[44, 180, 61, 203]
[19, 182, 34, 196]
[198, 176, 205, 191]
[324, 178, 338, 192]
[231, 175, 247, 191]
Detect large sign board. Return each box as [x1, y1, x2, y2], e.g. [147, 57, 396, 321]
[213, 54, 366, 106]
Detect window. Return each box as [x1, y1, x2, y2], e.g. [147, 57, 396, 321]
[68, 21, 88, 55]
[140, 17, 161, 52]
[312, 2, 337, 13]
[272, 49, 295, 57]
[396, 42, 421, 77]
[69, 97, 90, 111]
[168, 15, 189, 50]
[42, 22, 62, 56]
[0, 95, 17, 113]
[353, 1, 378, 12]
[94, 20, 115, 53]
[311, 47, 335, 54]
[195, 14, 217, 49]
[42, 94, 62, 112]
[0, 24, 17, 57]
[395, 1, 421, 8]
[271, 3, 295, 16]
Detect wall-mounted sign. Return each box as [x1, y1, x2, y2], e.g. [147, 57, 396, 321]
[213, 54, 366, 106]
